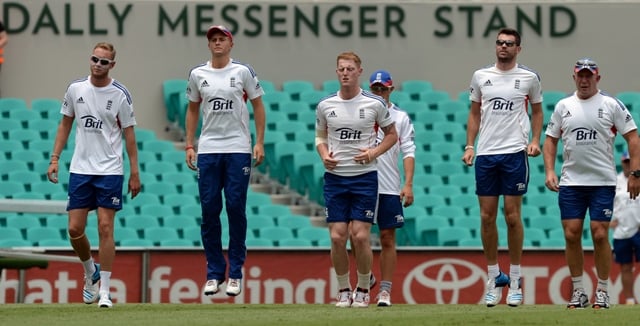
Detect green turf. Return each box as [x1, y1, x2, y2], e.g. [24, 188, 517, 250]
[0, 304, 637, 326]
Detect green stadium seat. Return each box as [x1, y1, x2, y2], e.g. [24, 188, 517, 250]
[248, 215, 276, 237]
[279, 101, 313, 120]
[415, 215, 450, 246]
[11, 150, 45, 170]
[389, 91, 411, 103]
[0, 120, 22, 141]
[397, 101, 428, 121]
[539, 237, 565, 248]
[6, 214, 42, 231]
[0, 227, 25, 242]
[42, 214, 68, 230]
[258, 79, 277, 93]
[289, 151, 320, 194]
[120, 238, 154, 247]
[141, 140, 176, 154]
[245, 238, 273, 247]
[322, 80, 340, 94]
[615, 91, 640, 110]
[163, 194, 198, 215]
[255, 204, 291, 219]
[162, 79, 188, 124]
[275, 215, 312, 235]
[0, 98, 29, 117]
[9, 109, 42, 129]
[299, 90, 329, 109]
[529, 216, 560, 236]
[278, 238, 313, 247]
[525, 228, 548, 247]
[452, 216, 479, 237]
[162, 215, 198, 230]
[282, 80, 315, 101]
[114, 228, 139, 244]
[143, 182, 178, 199]
[459, 237, 483, 247]
[457, 90, 471, 106]
[400, 80, 433, 100]
[0, 181, 27, 198]
[36, 238, 69, 247]
[297, 226, 329, 246]
[9, 129, 41, 146]
[135, 128, 158, 144]
[160, 238, 195, 247]
[143, 226, 180, 245]
[437, 226, 473, 246]
[415, 110, 447, 132]
[262, 91, 291, 111]
[246, 192, 273, 214]
[31, 181, 66, 200]
[429, 185, 463, 198]
[418, 90, 450, 109]
[31, 98, 62, 119]
[26, 227, 65, 245]
[0, 238, 33, 247]
[158, 150, 185, 172]
[0, 161, 30, 177]
[182, 226, 202, 246]
[436, 99, 468, 122]
[123, 214, 160, 232]
[430, 161, 465, 176]
[413, 194, 446, 215]
[273, 141, 310, 184]
[258, 226, 295, 246]
[139, 204, 170, 219]
[542, 91, 568, 112]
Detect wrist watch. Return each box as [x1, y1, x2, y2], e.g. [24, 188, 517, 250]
[631, 170, 640, 177]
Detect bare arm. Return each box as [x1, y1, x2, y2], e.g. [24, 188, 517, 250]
[542, 135, 559, 192]
[250, 96, 266, 166]
[462, 101, 481, 166]
[47, 115, 74, 183]
[355, 123, 398, 163]
[623, 129, 640, 199]
[401, 156, 415, 207]
[122, 126, 141, 199]
[528, 102, 543, 156]
[185, 101, 200, 171]
[0, 30, 7, 49]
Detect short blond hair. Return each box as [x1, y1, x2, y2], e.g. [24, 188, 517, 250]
[336, 51, 361, 67]
[94, 42, 116, 60]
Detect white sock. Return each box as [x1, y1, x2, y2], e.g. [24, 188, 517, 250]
[571, 276, 584, 291]
[99, 271, 111, 295]
[597, 278, 608, 292]
[509, 264, 521, 287]
[336, 272, 350, 291]
[356, 271, 370, 291]
[81, 258, 95, 277]
[488, 264, 500, 279]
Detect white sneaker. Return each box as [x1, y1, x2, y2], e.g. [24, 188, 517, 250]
[351, 289, 370, 308]
[377, 290, 391, 307]
[226, 278, 242, 296]
[82, 263, 101, 304]
[204, 279, 221, 296]
[507, 288, 523, 306]
[485, 271, 509, 307]
[98, 293, 112, 308]
[335, 289, 352, 308]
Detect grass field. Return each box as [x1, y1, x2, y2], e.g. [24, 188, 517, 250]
[1, 304, 638, 326]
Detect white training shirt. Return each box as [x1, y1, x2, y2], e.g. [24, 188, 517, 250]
[187, 59, 264, 154]
[316, 89, 394, 177]
[376, 103, 416, 195]
[546, 91, 637, 186]
[61, 76, 136, 175]
[469, 63, 543, 155]
[612, 172, 640, 239]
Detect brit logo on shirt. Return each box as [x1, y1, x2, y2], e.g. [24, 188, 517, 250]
[230, 77, 236, 88]
[359, 108, 365, 119]
[514, 79, 520, 90]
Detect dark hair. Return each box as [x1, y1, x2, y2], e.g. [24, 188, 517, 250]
[497, 28, 521, 46]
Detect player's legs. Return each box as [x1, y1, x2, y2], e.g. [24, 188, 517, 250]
[222, 153, 251, 296]
[478, 196, 500, 264]
[197, 154, 227, 285]
[375, 193, 404, 306]
[503, 195, 524, 265]
[588, 186, 614, 309]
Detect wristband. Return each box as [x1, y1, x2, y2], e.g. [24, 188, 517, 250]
[185, 146, 194, 151]
[464, 145, 474, 151]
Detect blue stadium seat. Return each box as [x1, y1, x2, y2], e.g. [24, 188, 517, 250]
[282, 80, 315, 101]
[31, 98, 62, 119]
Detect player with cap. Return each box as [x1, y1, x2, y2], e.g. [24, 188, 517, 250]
[543, 58, 640, 309]
[185, 25, 267, 298]
[366, 69, 416, 306]
[611, 150, 640, 305]
[462, 27, 544, 307]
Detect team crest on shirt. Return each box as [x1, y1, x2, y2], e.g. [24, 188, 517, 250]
[105, 100, 113, 111]
[359, 109, 365, 119]
[514, 79, 520, 90]
[230, 77, 236, 88]
[598, 108, 603, 118]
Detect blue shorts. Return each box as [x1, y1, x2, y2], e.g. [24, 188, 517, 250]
[558, 186, 615, 221]
[324, 171, 378, 224]
[475, 150, 529, 196]
[375, 194, 405, 230]
[67, 173, 124, 211]
[613, 232, 640, 264]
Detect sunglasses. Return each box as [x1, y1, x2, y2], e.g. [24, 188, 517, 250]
[495, 40, 517, 47]
[370, 86, 391, 92]
[90, 55, 114, 66]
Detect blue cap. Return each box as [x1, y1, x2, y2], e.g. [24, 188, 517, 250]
[574, 58, 598, 74]
[369, 70, 393, 87]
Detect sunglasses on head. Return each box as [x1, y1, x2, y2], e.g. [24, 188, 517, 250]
[370, 85, 391, 92]
[495, 40, 517, 47]
[90, 55, 114, 66]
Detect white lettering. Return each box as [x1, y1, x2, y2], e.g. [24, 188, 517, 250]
[521, 267, 548, 304]
[148, 266, 171, 303]
[53, 271, 75, 303]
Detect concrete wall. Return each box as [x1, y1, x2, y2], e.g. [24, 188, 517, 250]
[2, 1, 639, 139]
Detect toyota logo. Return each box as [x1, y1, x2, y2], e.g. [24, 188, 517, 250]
[403, 258, 487, 304]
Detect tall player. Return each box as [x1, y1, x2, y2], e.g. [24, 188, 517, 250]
[462, 27, 544, 307]
[185, 25, 266, 298]
[543, 58, 640, 309]
[47, 42, 141, 308]
[316, 51, 397, 308]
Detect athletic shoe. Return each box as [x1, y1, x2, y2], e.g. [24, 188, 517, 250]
[204, 279, 222, 296]
[335, 289, 352, 308]
[567, 288, 589, 309]
[485, 271, 509, 307]
[98, 293, 112, 308]
[592, 289, 610, 309]
[83, 263, 101, 304]
[369, 274, 377, 290]
[226, 278, 242, 296]
[351, 288, 370, 308]
[506, 278, 523, 307]
[377, 289, 391, 307]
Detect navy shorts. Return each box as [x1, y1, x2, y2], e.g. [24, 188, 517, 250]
[375, 194, 405, 230]
[324, 171, 378, 224]
[558, 186, 615, 221]
[613, 232, 640, 264]
[67, 173, 124, 211]
[475, 150, 529, 196]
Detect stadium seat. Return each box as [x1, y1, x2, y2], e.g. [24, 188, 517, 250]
[114, 228, 139, 244]
[10, 109, 42, 129]
[0, 227, 25, 242]
[436, 99, 468, 122]
[143, 181, 178, 198]
[139, 204, 170, 219]
[9, 129, 41, 146]
[0, 238, 33, 247]
[397, 101, 429, 121]
[452, 216, 479, 237]
[525, 228, 548, 247]
[275, 215, 312, 236]
[415, 215, 450, 246]
[11, 150, 45, 170]
[182, 226, 203, 246]
[163, 194, 198, 214]
[247, 215, 276, 237]
[389, 91, 411, 104]
[278, 238, 313, 247]
[42, 214, 68, 230]
[143, 226, 180, 245]
[299, 90, 329, 109]
[31, 98, 62, 119]
[162, 79, 188, 124]
[539, 237, 565, 248]
[272, 141, 310, 184]
[529, 216, 561, 236]
[141, 140, 176, 154]
[459, 237, 483, 247]
[162, 215, 198, 230]
[418, 90, 450, 109]
[0, 98, 29, 117]
[282, 80, 315, 101]
[120, 238, 155, 247]
[542, 91, 568, 112]
[429, 185, 463, 198]
[255, 204, 291, 219]
[615, 91, 640, 111]
[0, 181, 26, 198]
[135, 128, 158, 144]
[258, 226, 295, 246]
[123, 214, 160, 232]
[160, 238, 195, 247]
[321, 79, 340, 94]
[258, 79, 277, 93]
[413, 194, 446, 215]
[246, 192, 274, 214]
[26, 227, 65, 245]
[262, 91, 291, 111]
[0, 120, 22, 141]
[437, 226, 473, 246]
[158, 150, 185, 172]
[400, 80, 433, 100]
[37, 238, 70, 247]
[296, 226, 329, 246]
[6, 214, 42, 231]
[245, 238, 274, 247]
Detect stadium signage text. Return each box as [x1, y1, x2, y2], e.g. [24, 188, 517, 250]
[2, 2, 577, 38]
